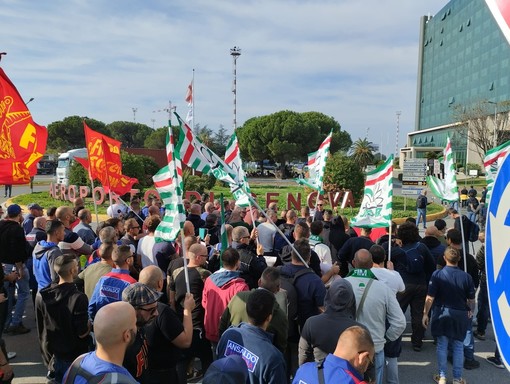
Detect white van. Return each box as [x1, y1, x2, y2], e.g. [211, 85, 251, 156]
[56, 148, 88, 186]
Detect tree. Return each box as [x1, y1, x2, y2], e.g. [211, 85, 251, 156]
[211, 125, 230, 156]
[144, 127, 168, 149]
[106, 121, 152, 148]
[323, 152, 365, 201]
[452, 100, 510, 161]
[301, 111, 351, 153]
[349, 138, 376, 171]
[47, 116, 107, 152]
[120, 152, 159, 188]
[237, 110, 348, 171]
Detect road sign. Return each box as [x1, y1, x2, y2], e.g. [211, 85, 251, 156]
[486, 152, 510, 371]
[403, 159, 427, 186]
[401, 187, 422, 195]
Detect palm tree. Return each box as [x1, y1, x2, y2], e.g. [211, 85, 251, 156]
[349, 138, 376, 171]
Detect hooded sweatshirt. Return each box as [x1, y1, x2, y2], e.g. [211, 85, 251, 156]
[33, 241, 63, 290]
[202, 269, 249, 342]
[298, 278, 362, 364]
[0, 219, 29, 264]
[38, 282, 90, 360]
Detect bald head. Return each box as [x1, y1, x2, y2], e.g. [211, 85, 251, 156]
[139, 265, 164, 291]
[189, 243, 207, 261]
[334, 326, 374, 360]
[55, 206, 73, 225]
[34, 216, 47, 230]
[190, 204, 201, 215]
[353, 249, 373, 269]
[94, 301, 136, 347]
[183, 221, 195, 237]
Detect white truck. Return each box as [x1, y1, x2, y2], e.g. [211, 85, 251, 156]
[56, 148, 88, 186]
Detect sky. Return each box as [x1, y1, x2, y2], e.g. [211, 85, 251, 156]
[1, 0, 448, 156]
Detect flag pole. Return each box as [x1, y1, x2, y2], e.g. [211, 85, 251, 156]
[180, 231, 191, 294]
[89, 177, 100, 226]
[312, 191, 321, 222]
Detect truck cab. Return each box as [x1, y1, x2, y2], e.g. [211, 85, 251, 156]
[56, 148, 88, 186]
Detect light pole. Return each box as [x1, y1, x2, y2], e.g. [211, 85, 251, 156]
[230, 46, 241, 130]
[150, 118, 156, 129]
[25, 97, 35, 105]
[395, 111, 401, 158]
[132, 107, 138, 123]
[486, 101, 498, 147]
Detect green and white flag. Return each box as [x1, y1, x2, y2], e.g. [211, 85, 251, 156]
[427, 136, 459, 202]
[350, 155, 393, 228]
[175, 112, 237, 185]
[224, 133, 252, 207]
[484, 139, 510, 203]
[295, 130, 332, 195]
[152, 126, 186, 242]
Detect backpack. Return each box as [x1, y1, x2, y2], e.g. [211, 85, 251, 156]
[416, 195, 426, 209]
[273, 224, 294, 254]
[278, 267, 315, 340]
[63, 354, 138, 384]
[403, 244, 424, 274]
[469, 222, 480, 242]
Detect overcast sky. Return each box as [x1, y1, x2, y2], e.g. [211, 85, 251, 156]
[1, 0, 448, 156]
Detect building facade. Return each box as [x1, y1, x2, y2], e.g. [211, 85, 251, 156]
[401, 0, 510, 169]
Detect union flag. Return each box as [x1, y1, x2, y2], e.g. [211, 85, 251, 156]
[0, 68, 47, 184]
[82, 122, 137, 195]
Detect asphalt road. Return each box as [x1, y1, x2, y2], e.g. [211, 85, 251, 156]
[1, 177, 509, 383]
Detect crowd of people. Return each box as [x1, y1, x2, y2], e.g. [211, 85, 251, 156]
[0, 190, 503, 383]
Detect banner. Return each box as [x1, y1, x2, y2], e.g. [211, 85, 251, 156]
[427, 136, 459, 202]
[225, 133, 252, 207]
[82, 122, 137, 195]
[295, 130, 332, 195]
[0, 68, 47, 184]
[350, 155, 393, 228]
[484, 139, 510, 203]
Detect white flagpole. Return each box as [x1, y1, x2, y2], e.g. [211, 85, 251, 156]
[180, 231, 191, 294]
[457, 203, 468, 273]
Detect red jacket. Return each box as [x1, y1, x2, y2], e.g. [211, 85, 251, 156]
[202, 270, 248, 342]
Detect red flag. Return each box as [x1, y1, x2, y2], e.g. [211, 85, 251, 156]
[0, 68, 47, 184]
[185, 82, 193, 105]
[83, 122, 137, 195]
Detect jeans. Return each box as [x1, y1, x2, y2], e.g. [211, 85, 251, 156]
[416, 208, 427, 228]
[385, 357, 399, 384]
[463, 318, 474, 361]
[54, 357, 72, 384]
[375, 349, 385, 384]
[476, 281, 490, 334]
[4, 185, 11, 197]
[3, 264, 30, 327]
[437, 336, 463, 380]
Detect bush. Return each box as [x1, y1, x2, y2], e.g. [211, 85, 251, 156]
[69, 161, 89, 186]
[323, 153, 365, 202]
[182, 169, 217, 196]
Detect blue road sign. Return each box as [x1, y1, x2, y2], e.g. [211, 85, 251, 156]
[486, 152, 510, 372]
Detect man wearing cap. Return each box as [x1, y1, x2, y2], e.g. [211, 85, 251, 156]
[122, 281, 161, 383]
[22, 203, 44, 235]
[0, 204, 31, 335]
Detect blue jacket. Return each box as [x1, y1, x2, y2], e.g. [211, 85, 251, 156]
[217, 322, 286, 384]
[88, 269, 136, 321]
[293, 353, 365, 384]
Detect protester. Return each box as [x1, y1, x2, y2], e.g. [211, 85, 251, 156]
[337, 226, 374, 277]
[55, 206, 93, 257]
[22, 203, 44, 235]
[72, 209, 95, 246]
[422, 247, 475, 384]
[416, 190, 428, 229]
[293, 326, 375, 384]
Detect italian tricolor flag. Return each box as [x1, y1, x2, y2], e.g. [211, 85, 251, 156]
[350, 155, 393, 228]
[427, 136, 459, 202]
[224, 133, 252, 207]
[484, 139, 510, 203]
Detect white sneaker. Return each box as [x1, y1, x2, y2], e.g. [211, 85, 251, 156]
[7, 351, 16, 360]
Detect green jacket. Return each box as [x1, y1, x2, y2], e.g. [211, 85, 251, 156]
[218, 289, 288, 353]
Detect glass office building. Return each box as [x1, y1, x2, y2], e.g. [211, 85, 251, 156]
[402, 0, 510, 166]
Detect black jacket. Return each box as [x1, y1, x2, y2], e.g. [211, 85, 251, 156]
[0, 219, 30, 264]
[37, 282, 90, 360]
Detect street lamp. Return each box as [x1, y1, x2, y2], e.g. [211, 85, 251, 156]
[25, 97, 34, 105]
[230, 46, 241, 130]
[486, 101, 498, 147]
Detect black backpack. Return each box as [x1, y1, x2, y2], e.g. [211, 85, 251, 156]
[278, 267, 315, 340]
[403, 244, 424, 274]
[416, 195, 426, 209]
[63, 354, 138, 384]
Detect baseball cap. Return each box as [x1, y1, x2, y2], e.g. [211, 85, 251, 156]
[122, 283, 162, 307]
[7, 204, 22, 216]
[28, 203, 44, 210]
[202, 355, 249, 384]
